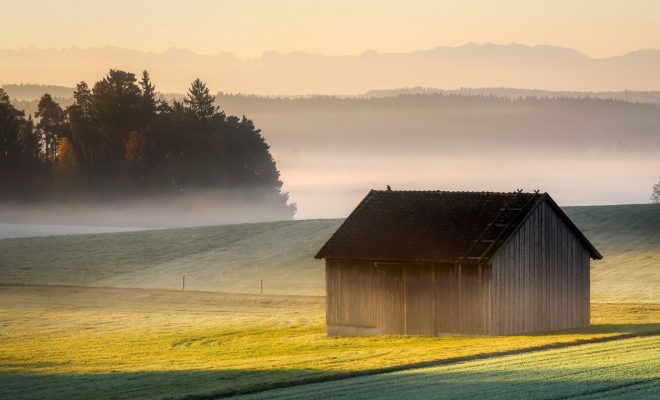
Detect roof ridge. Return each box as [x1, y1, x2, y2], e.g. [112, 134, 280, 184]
[371, 189, 542, 195]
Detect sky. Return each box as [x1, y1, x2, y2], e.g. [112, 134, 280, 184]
[2, 0, 660, 58]
[2, 0, 658, 218]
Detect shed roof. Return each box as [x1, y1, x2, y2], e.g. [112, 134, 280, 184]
[315, 190, 602, 263]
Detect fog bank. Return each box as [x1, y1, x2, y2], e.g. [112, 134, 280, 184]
[0, 189, 296, 228]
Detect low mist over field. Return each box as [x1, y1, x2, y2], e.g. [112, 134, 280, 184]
[5, 88, 659, 220]
[0, 188, 297, 228]
[212, 94, 660, 217]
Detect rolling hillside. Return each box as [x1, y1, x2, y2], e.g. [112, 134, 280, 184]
[239, 335, 660, 400]
[563, 204, 660, 302]
[0, 204, 657, 301]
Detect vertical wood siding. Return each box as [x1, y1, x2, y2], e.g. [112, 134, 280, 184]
[326, 261, 492, 336]
[326, 200, 591, 336]
[325, 260, 377, 328]
[490, 200, 591, 335]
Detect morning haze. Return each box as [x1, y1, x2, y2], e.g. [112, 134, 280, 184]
[1, 1, 659, 222]
[1, 3, 660, 400]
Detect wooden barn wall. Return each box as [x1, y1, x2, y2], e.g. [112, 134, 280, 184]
[325, 259, 377, 329]
[490, 200, 591, 335]
[434, 263, 492, 335]
[326, 260, 492, 336]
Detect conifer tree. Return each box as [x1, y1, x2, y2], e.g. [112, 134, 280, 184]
[140, 70, 157, 119]
[0, 88, 23, 165]
[35, 93, 67, 162]
[184, 78, 217, 120]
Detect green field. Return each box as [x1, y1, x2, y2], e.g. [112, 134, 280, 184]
[0, 219, 340, 296]
[0, 285, 658, 400]
[562, 204, 660, 302]
[0, 204, 658, 301]
[241, 335, 660, 400]
[0, 203, 658, 399]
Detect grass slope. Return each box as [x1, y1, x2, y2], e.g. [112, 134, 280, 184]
[239, 335, 660, 400]
[563, 204, 660, 302]
[0, 219, 341, 296]
[0, 286, 658, 400]
[0, 204, 657, 301]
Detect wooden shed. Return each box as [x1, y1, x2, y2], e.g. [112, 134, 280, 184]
[315, 190, 602, 336]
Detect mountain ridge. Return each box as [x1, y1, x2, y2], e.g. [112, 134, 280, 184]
[3, 43, 660, 93]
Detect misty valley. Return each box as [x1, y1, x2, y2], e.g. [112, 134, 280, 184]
[1, 7, 660, 398]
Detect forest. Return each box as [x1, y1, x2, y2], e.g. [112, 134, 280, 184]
[0, 70, 295, 219]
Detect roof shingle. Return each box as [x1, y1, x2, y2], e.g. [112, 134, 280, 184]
[315, 190, 601, 263]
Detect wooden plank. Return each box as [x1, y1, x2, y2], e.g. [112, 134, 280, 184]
[435, 264, 451, 333]
[484, 265, 491, 334]
[524, 215, 530, 333]
[405, 265, 435, 335]
[376, 264, 404, 334]
[541, 203, 548, 332]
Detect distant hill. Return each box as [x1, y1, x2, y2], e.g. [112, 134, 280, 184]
[365, 87, 660, 105]
[7, 83, 660, 106]
[8, 93, 660, 217]
[0, 204, 657, 302]
[2, 43, 660, 94]
[1, 84, 73, 101]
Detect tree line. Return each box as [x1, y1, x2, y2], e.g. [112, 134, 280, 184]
[0, 70, 295, 218]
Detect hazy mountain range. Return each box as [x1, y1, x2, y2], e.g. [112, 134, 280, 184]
[2, 43, 660, 94]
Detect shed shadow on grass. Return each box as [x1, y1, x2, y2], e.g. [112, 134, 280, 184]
[0, 369, 324, 400]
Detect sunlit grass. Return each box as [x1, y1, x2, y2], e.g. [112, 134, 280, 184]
[1, 286, 658, 399]
[240, 336, 660, 400]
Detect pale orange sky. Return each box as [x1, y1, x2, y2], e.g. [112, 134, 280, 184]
[1, 0, 659, 58]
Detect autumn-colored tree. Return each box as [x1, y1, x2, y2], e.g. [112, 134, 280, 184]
[124, 130, 146, 163]
[53, 137, 82, 191]
[124, 130, 149, 188]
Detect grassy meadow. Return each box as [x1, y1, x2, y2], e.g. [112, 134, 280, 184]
[0, 203, 658, 399]
[241, 335, 660, 400]
[562, 204, 660, 302]
[0, 285, 658, 400]
[0, 204, 658, 301]
[0, 219, 340, 296]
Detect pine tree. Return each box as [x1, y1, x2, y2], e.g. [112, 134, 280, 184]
[0, 89, 44, 198]
[92, 70, 143, 166]
[140, 70, 157, 119]
[72, 82, 93, 119]
[35, 94, 67, 162]
[184, 78, 217, 120]
[19, 114, 40, 162]
[67, 81, 99, 187]
[0, 88, 22, 164]
[652, 177, 660, 203]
